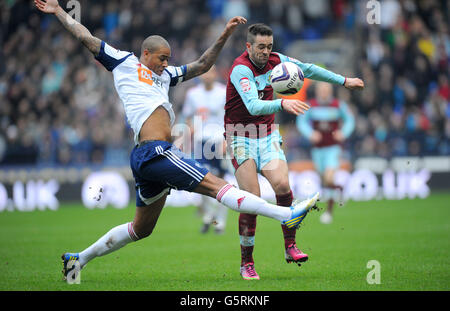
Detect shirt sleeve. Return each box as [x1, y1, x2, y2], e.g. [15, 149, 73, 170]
[339, 101, 355, 139]
[94, 41, 133, 71]
[230, 64, 283, 116]
[277, 53, 346, 86]
[164, 65, 187, 87]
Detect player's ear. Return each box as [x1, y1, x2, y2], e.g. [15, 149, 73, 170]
[143, 48, 153, 58]
[245, 42, 251, 51]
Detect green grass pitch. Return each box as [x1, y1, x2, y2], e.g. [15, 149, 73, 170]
[0, 193, 449, 291]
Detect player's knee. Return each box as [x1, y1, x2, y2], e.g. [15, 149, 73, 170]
[195, 172, 228, 198]
[132, 223, 155, 240]
[135, 228, 153, 239]
[273, 180, 291, 194]
[141, 231, 153, 239]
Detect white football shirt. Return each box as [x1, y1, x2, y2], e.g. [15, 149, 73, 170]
[182, 82, 226, 141]
[95, 41, 186, 144]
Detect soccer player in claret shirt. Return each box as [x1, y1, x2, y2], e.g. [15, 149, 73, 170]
[225, 23, 364, 280]
[297, 82, 355, 225]
[34, 0, 320, 281]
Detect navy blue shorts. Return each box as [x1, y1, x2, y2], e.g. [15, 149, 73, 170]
[130, 140, 209, 206]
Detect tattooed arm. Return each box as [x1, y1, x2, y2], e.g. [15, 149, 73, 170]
[183, 16, 247, 81]
[35, 0, 101, 56]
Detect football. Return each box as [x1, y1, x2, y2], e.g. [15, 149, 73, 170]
[270, 62, 304, 95]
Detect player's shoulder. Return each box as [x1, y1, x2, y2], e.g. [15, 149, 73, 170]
[230, 51, 253, 71]
[122, 53, 139, 67]
[271, 51, 289, 62]
[233, 51, 250, 64]
[101, 41, 133, 56]
[272, 52, 303, 66]
[230, 64, 254, 81]
[95, 41, 135, 72]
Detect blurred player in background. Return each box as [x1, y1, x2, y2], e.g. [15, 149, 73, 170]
[34, 0, 320, 281]
[297, 82, 355, 224]
[225, 23, 364, 280]
[182, 66, 228, 234]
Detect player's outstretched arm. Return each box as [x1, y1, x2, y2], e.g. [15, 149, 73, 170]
[183, 16, 247, 81]
[34, 0, 101, 56]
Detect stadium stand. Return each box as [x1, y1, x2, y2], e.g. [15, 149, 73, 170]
[0, 0, 448, 167]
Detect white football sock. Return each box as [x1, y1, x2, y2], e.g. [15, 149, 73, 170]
[78, 222, 138, 268]
[216, 184, 291, 222]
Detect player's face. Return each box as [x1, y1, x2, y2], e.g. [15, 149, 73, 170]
[316, 82, 333, 104]
[200, 66, 217, 86]
[145, 46, 171, 75]
[247, 35, 273, 67]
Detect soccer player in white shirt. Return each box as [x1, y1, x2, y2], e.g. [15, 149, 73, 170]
[34, 0, 319, 280]
[182, 66, 229, 234]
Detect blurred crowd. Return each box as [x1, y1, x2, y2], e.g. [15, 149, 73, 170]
[346, 0, 449, 160]
[0, 0, 448, 167]
[284, 0, 450, 162]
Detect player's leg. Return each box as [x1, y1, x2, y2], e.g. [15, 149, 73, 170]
[193, 169, 319, 230]
[224, 136, 260, 277]
[261, 158, 309, 265]
[196, 141, 216, 233]
[319, 145, 342, 224]
[193, 170, 292, 220]
[321, 168, 341, 224]
[260, 130, 311, 250]
[311, 147, 328, 223]
[213, 201, 228, 234]
[194, 155, 318, 279]
[198, 197, 211, 233]
[212, 165, 228, 234]
[62, 141, 170, 278]
[78, 194, 165, 265]
[234, 159, 260, 275]
[199, 149, 228, 234]
[132, 195, 167, 239]
[261, 159, 294, 242]
[62, 194, 167, 280]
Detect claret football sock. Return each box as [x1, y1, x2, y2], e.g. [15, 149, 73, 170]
[216, 184, 291, 222]
[276, 191, 297, 249]
[239, 213, 257, 265]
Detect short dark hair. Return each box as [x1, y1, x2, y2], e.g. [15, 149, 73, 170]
[141, 35, 170, 54]
[247, 23, 273, 44]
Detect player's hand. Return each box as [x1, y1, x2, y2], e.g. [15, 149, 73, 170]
[281, 99, 310, 116]
[310, 131, 322, 144]
[223, 16, 247, 36]
[34, 0, 59, 14]
[344, 78, 364, 90]
[332, 130, 345, 142]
